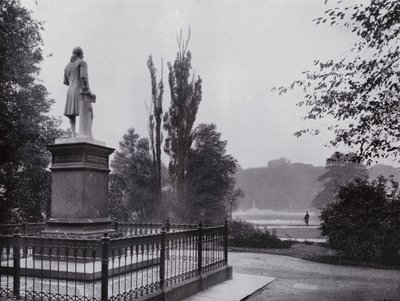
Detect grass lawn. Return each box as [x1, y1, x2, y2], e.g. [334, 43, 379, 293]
[230, 242, 400, 270]
[269, 226, 323, 240]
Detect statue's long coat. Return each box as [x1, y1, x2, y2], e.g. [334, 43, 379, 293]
[63, 58, 90, 117]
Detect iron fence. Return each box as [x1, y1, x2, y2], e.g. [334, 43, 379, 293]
[115, 221, 199, 237]
[0, 223, 46, 236]
[0, 222, 228, 301]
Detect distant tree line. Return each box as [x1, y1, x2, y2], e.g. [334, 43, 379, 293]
[236, 158, 323, 211]
[236, 153, 400, 212]
[312, 152, 368, 209]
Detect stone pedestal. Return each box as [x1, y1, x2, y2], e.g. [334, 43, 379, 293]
[43, 139, 115, 238]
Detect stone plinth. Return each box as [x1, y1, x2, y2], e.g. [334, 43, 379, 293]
[44, 140, 115, 237]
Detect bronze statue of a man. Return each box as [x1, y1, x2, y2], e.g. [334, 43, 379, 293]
[63, 46, 96, 138]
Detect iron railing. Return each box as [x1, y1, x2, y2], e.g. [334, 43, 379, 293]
[115, 221, 198, 237]
[0, 223, 46, 236]
[0, 222, 228, 301]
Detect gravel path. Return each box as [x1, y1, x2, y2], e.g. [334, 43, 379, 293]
[230, 252, 400, 301]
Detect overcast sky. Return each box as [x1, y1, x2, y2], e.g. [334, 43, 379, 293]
[22, 0, 387, 169]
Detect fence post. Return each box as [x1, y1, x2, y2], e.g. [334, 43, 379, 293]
[101, 232, 110, 301]
[159, 226, 166, 289]
[22, 223, 27, 236]
[197, 222, 203, 275]
[224, 220, 228, 265]
[165, 219, 170, 233]
[13, 227, 21, 299]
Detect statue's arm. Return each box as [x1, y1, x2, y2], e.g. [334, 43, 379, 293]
[80, 61, 91, 94]
[63, 70, 69, 86]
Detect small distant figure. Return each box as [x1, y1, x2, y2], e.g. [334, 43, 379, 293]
[304, 211, 310, 226]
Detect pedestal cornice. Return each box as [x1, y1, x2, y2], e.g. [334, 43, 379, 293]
[47, 141, 115, 172]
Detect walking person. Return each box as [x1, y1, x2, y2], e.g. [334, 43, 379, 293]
[304, 211, 310, 226]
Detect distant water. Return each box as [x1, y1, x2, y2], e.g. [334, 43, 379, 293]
[233, 209, 320, 226]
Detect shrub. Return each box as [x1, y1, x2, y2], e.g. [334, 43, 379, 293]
[228, 220, 292, 249]
[321, 176, 400, 264]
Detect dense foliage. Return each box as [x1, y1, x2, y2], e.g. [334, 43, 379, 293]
[312, 152, 368, 209]
[108, 174, 129, 221]
[110, 128, 156, 221]
[163, 30, 202, 220]
[0, 0, 62, 223]
[237, 159, 400, 211]
[276, 0, 400, 164]
[229, 220, 292, 249]
[321, 177, 400, 263]
[186, 124, 241, 223]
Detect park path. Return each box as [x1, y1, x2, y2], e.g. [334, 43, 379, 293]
[230, 252, 400, 301]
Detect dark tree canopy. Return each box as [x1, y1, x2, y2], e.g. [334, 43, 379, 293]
[312, 152, 368, 209]
[108, 173, 128, 221]
[186, 123, 241, 223]
[0, 0, 62, 223]
[267, 158, 291, 169]
[321, 176, 400, 263]
[110, 128, 156, 221]
[276, 0, 400, 165]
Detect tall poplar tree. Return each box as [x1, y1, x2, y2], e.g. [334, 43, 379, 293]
[147, 55, 164, 210]
[164, 30, 202, 220]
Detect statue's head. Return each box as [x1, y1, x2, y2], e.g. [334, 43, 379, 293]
[72, 46, 84, 58]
